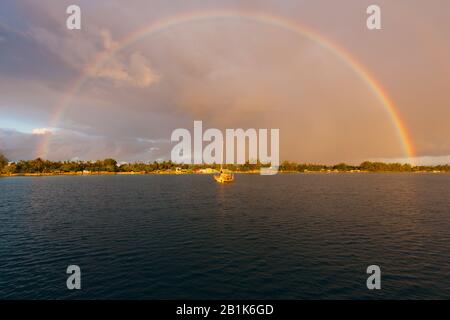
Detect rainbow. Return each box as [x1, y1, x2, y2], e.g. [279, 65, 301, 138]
[37, 9, 415, 161]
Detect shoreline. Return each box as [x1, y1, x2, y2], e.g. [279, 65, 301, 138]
[1, 170, 448, 177]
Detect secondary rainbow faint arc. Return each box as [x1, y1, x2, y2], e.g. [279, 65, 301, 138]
[38, 10, 415, 160]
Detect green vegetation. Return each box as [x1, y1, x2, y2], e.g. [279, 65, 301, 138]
[0, 153, 8, 171]
[0, 152, 449, 175]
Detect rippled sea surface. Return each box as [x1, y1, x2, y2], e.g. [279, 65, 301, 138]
[0, 174, 449, 299]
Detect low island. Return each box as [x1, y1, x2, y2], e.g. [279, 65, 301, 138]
[0, 153, 449, 176]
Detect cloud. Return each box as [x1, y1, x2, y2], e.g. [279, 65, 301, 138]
[27, 21, 159, 88]
[0, 128, 170, 162]
[94, 30, 160, 87]
[375, 155, 450, 166]
[48, 28, 162, 88]
[128, 52, 160, 87]
[93, 51, 160, 87]
[32, 128, 53, 135]
[99, 29, 119, 51]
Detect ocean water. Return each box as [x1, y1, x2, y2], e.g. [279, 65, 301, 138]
[0, 174, 449, 299]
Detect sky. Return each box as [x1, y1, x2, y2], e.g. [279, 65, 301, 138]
[0, 0, 449, 164]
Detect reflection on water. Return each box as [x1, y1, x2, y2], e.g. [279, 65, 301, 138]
[0, 174, 449, 299]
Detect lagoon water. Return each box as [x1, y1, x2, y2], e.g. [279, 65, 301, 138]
[0, 174, 449, 299]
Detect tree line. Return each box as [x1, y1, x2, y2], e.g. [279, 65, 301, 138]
[0, 153, 449, 174]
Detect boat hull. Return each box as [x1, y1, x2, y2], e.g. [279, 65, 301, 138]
[214, 174, 234, 183]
